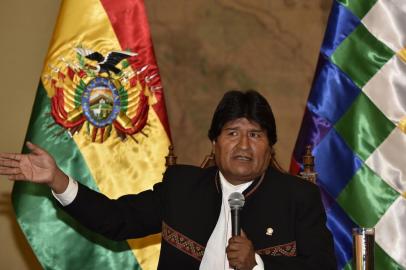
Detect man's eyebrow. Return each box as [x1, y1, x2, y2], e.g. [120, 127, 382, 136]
[249, 129, 265, 133]
[222, 127, 265, 132]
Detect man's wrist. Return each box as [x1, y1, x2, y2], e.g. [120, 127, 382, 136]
[52, 175, 79, 206]
[48, 169, 69, 193]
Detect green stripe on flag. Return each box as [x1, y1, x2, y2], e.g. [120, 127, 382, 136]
[118, 86, 128, 112]
[375, 243, 405, 270]
[342, 243, 404, 270]
[12, 82, 140, 270]
[337, 165, 399, 227]
[337, 0, 378, 19]
[331, 24, 394, 89]
[335, 92, 395, 161]
[343, 261, 352, 270]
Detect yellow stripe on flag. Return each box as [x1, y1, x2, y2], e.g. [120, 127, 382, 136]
[42, 0, 122, 96]
[74, 108, 169, 270]
[74, 109, 169, 198]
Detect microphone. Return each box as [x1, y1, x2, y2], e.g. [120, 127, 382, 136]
[228, 192, 245, 236]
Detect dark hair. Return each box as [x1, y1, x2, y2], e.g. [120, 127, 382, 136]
[208, 90, 277, 146]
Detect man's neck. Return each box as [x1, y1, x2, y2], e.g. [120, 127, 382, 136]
[219, 172, 252, 191]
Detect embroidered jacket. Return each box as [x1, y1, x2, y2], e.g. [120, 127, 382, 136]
[63, 165, 337, 269]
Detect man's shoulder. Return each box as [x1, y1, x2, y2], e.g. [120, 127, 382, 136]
[165, 164, 215, 175]
[164, 164, 217, 184]
[266, 167, 320, 196]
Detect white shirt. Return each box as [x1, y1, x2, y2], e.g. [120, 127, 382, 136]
[200, 172, 264, 270]
[53, 174, 264, 269]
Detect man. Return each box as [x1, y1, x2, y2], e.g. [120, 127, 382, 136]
[0, 90, 337, 269]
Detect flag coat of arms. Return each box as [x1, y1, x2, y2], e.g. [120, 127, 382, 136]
[12, 0, 171, 269]
[291, 0, 406, 269]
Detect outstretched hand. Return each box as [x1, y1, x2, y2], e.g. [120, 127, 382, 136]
[226, 230, 257, 270]
[0, 142, 68, 192]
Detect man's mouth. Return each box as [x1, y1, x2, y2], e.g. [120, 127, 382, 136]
[233, 155, 252, 161]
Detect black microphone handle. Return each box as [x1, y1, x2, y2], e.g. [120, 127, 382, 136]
[231, 208, 241, 236]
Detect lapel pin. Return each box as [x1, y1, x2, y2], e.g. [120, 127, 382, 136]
[266, 227, 273, 236]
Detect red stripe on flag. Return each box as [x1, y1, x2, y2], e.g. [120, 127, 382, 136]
[100, 0, 172, 140]
[289, 156, 301, 176]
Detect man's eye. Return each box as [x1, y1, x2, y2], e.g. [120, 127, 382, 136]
[227, 131, 238, 136]
[249, 132, 260, 138]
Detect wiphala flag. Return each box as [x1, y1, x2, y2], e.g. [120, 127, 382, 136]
[291, 1, 406, 269]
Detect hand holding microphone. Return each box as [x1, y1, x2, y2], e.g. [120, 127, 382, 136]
[226, 192, 257, 270]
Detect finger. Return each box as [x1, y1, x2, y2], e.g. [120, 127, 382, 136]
[228, 259, 237, 269]
[0, 153, 22, 161]
[226, 250, 240, 260]
[8, 174, 28, 181]
[227, 241, 246, 252]
[226, 254, 239, 268]
[241, 229, 247, 238]
[228, 251, 250, 270]
[0, 159, 20, 168]
[228, 235, 243, 243]
[26, 142, 45, 155]
[0, 167, 21, 175]
[229, 236, 246, 244]
[227, 257, 242, 270]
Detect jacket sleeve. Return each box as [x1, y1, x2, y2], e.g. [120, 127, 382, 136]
[261, 184, 337, 270]
[61, 178, 166, 241]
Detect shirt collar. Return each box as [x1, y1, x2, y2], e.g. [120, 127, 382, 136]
[219, 171, 252, 196]
[214, 168, 268, 199]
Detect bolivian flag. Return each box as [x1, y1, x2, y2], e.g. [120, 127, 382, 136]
[12, 0, 171, 269]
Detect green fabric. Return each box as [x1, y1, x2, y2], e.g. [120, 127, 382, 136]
[118, 86, 128, 112]
[343, 261, 352, 270]
[375, 244, 405, 270]
[331, 24, 394, 89]
[342, 244, 404, 270]
[337, 165, 399, 227]
[74, 80, 86, 106]
[12, 82, 140, 270]
[337, 0, 378, 19]
[335, 92, 395, 161]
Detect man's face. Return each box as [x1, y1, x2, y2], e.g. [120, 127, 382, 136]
[214, 117, 272, 185]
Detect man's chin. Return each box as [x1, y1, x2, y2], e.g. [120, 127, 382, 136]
[227, 170, 259, 184]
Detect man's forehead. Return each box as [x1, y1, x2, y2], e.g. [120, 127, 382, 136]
[222, 117, 264, 130]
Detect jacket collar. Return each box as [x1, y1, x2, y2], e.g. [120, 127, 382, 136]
[214, 167, 266, 199]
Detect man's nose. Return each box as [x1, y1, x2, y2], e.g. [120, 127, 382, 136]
[237, 134, 249, 149]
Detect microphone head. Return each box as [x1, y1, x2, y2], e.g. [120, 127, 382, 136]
[228, 192, 245, 209]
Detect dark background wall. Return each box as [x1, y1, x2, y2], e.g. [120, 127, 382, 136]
[0, 0, 331, 268]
